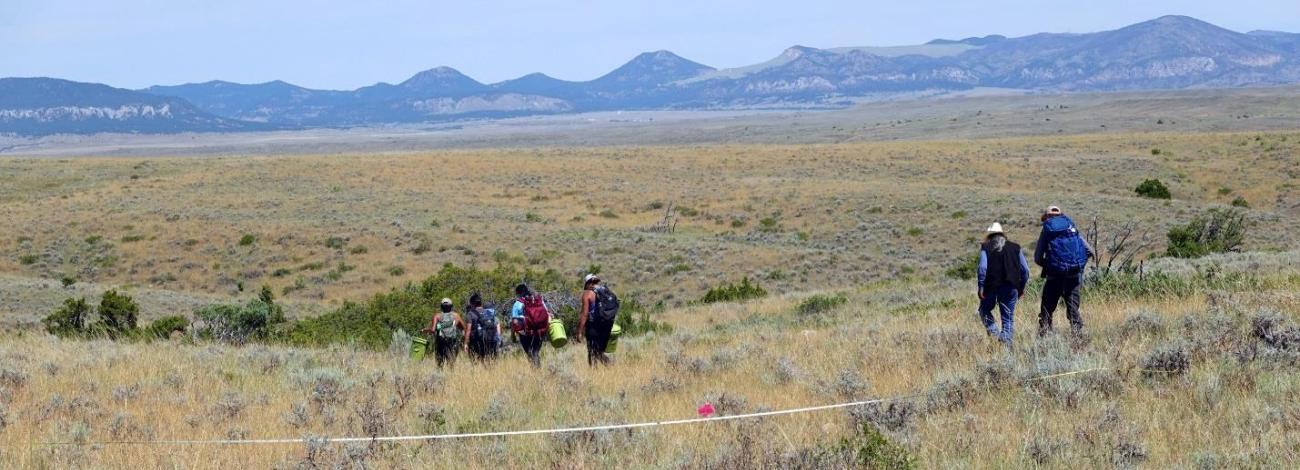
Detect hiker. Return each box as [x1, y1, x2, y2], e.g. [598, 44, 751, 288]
[465, 292, 501, 361]
[510, 283, 551, 368]
[421, 298, 468, 368]
[1034, 206, 1095, 336]
[977, 223, 1029, 345]
[576, 274, 619, 367]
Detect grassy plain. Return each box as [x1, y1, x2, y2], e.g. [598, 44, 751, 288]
[3, 131, 1300, 326]
[2, 89, 1300, 468]
[1, 252, 1298, 468]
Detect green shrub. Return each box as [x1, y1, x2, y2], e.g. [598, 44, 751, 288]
[282, 263, 569, 349]
[1230, 196, 1250, 208]
[906, 227, 924, 237]
[700, 278, 767, 304]
[598, 209, 618, 219]
[238, 234, 256, 246]
[945, 253, 980, 280]
[193, 287, 285, 344]
[1135, 179, 1172, 199]
[145, 315, 189, 338]
[845, 423, 917, 469]
[664, 263, 692, 275]
[19, 254, 38, 265]
[387, 265, 406, 276]
[42, 297, 91, 337]
[120, 234, 145, 243]
[798, 293, 847, 316]
[676, 206, 700, 217]
[324, 236, 347, 249]
[97, 289, 139, 334]
[349, 245, 369, 255]
[84, 235, 103, 244]
[758, 217, 780, 232]
[615, 299, 672, 337]
[1165, 208, 1248, 258]
[1150, 148, 1162, 156]
[60, 275, 76, 288]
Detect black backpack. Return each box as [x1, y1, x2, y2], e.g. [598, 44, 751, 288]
[470, 307, 499, 342]
[592, 285, 620, 323]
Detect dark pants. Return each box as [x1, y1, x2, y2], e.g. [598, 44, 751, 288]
[434, 337, 459, 368]
[468, 335, 498, 362]
[584, 319, 614, 366]
[519, 333, 543, 368]
[1040, 273, 1083, 335]
[978, 285, 1018, 344]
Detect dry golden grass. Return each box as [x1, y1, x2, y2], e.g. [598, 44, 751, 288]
[1, 254, 1298, 468]
[2, 131, 1299, 325]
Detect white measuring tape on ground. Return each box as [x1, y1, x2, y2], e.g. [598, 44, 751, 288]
[26, 367, 1116, 447]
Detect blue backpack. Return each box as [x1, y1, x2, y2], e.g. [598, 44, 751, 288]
[1041, 215, 1089, 275]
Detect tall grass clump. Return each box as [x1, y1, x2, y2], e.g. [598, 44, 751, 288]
[699, 277, 767, 304]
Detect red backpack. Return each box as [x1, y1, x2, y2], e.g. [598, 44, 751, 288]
[520, 295, 550, 333]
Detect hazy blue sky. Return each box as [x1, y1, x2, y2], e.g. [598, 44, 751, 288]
[3, 0, 1298, 90]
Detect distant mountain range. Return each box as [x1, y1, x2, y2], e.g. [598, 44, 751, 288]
[4, 15, 1300, 135]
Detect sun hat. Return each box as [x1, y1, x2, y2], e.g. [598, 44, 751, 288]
[583, 274, 600, 285]
[986, 222, 1005, 234]
[440, 298, 452, 305]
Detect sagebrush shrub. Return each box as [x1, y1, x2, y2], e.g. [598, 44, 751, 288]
[1134, 178, 1171, 199]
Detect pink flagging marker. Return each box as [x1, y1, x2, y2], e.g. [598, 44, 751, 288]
[697, 402, 715, 418]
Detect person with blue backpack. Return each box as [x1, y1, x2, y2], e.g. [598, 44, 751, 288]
[977, 223, 1029, 345]
[464, 293, 501, 362]
[1034, 206, 1095, 337]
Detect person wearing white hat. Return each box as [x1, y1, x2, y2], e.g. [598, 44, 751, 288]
[1034, 205, 1095, 336]
[977, 222, 1029, 345]
[421, 297, 467, 368]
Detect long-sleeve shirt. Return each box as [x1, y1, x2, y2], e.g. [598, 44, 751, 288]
[978, 248, 1030, 290]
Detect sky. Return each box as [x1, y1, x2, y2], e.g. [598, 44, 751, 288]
[3, 0, 1299, 90]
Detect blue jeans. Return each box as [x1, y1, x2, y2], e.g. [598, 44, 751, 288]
[978, 285, 1018, 343]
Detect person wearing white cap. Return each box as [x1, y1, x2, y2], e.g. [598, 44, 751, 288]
[576, 273, 618, 366]
[421, 297, 467, 368]
[1034, 205, 1095, 336]
[977, 222, 1029, 345]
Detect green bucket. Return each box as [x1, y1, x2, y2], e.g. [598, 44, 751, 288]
[607, 323, 622, 353]
[548, 318, 567, 348]
[410, 337, 427, 361]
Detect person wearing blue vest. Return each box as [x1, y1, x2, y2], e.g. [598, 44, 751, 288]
[1034, 206, 1095, 337]
[977, 223, 1029, 345]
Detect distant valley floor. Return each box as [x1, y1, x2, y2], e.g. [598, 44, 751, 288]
[3, 87, 1300, 157]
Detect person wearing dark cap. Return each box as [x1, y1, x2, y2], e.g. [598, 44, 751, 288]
[977, 223, 1029, 345]
[510, 283, 551, 368]
[464, 292, 501, 362]
[1034, 205, 1095, 337]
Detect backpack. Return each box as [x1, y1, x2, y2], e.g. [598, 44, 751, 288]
[470, 308, 499, 342]
[591, 285, 620, 324]
[520, 295, 550, 333]
[1041, 215, 1089, 275]
[434, 312, 460, 341]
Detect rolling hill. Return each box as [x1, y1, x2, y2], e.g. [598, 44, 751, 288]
[5, 15, 1300, 135]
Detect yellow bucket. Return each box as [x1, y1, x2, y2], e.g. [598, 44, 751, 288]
[548, 318, 567, 348]
[607, 323, 622, 353]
